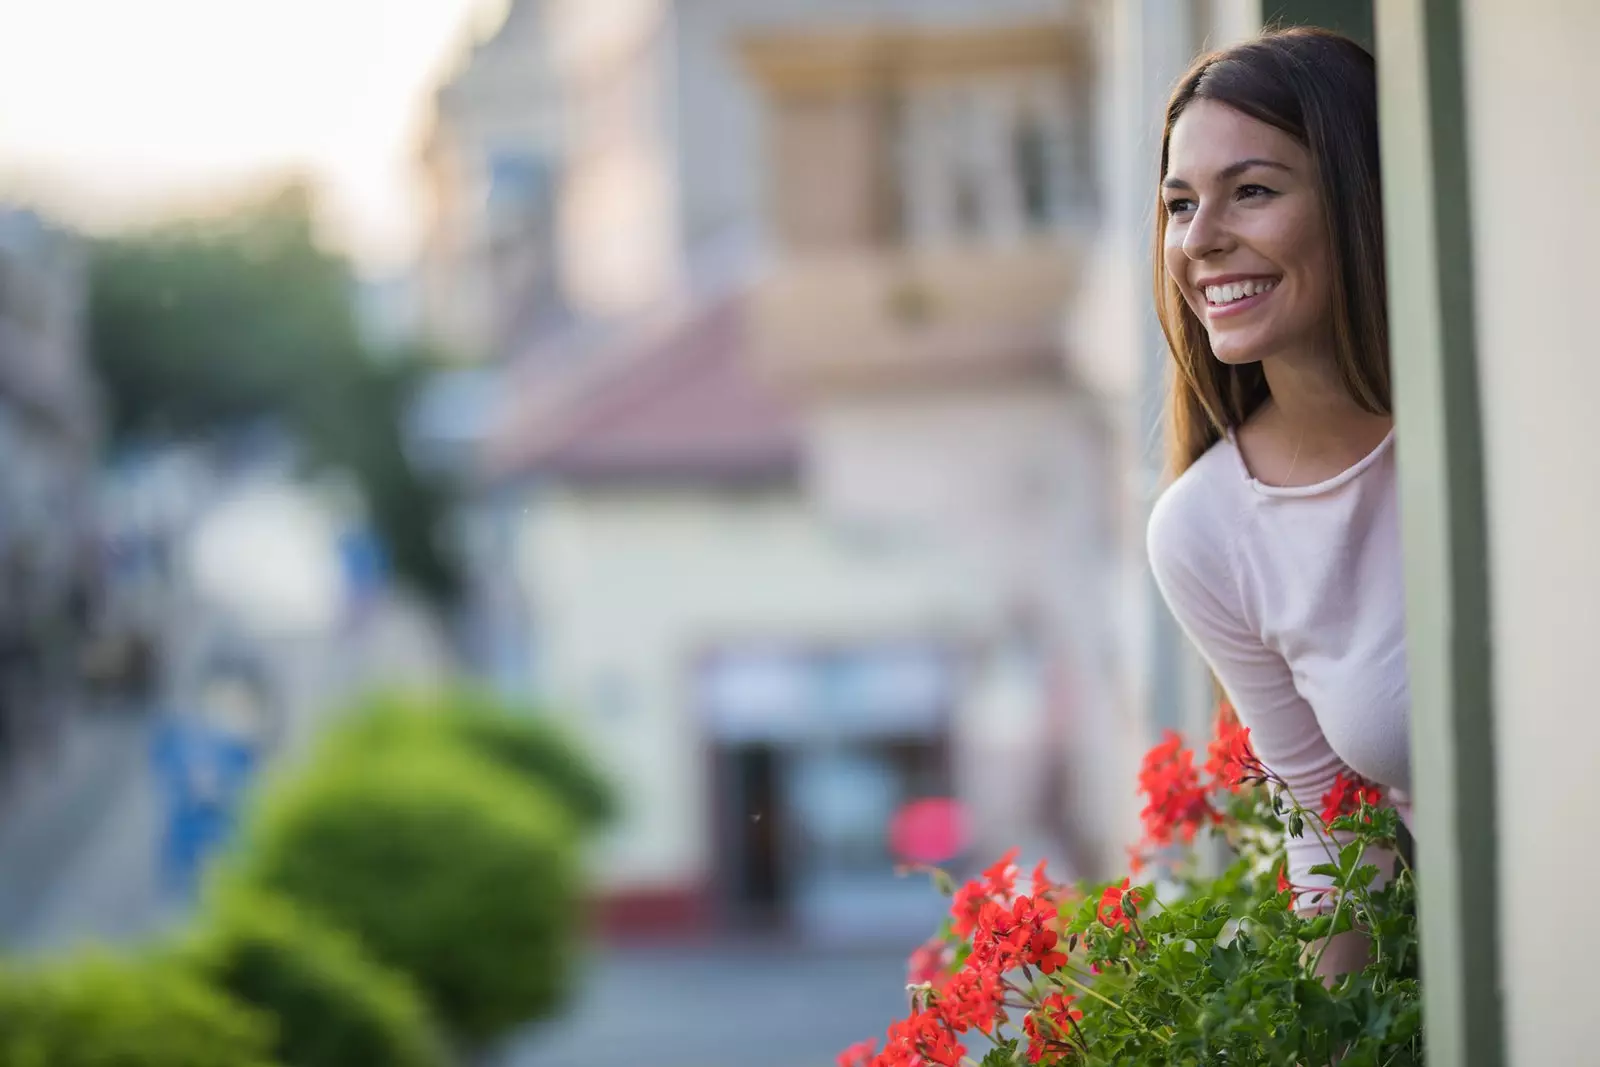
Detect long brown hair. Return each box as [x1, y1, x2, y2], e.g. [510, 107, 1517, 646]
[1155, 27, 1390, 481]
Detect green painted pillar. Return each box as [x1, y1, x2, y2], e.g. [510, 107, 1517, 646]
[1264, 0, 1374, 49]
[1376, 1, 1504, 1066]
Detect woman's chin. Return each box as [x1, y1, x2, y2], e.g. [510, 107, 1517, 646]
[1209, 346, 1266, 368]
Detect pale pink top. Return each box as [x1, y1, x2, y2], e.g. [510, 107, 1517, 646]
[1146, 428, 1412, 898]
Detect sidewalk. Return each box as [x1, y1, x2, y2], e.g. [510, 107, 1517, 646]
[0, 709, 170, 952]
[494, 940, 913, 1067]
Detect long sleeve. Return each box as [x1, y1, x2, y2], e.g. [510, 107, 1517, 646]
[1147, 491, 1356, 904]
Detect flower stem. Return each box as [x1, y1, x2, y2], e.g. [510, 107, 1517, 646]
[1050, 971, 1170, 1043]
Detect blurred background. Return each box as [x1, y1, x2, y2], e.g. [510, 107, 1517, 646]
[0, 0, 1312, 1064]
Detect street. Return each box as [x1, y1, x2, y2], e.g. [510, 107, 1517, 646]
[495, 941, 915, 1067]
[0, 591, 447, 953]
[0, 708, 925, 1067]
[0, 589, 926, 1066]
[0, 709, 176, 954]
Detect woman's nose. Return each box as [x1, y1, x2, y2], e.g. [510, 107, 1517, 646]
[1183, 204, 1232, 261]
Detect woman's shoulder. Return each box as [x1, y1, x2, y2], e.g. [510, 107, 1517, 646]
[1146, 438, 1253, 589]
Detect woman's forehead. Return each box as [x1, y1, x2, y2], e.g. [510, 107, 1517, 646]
[1166, 100, 1306, 180]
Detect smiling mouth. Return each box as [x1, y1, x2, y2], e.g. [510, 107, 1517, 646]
[1203, 278, 1279, 307]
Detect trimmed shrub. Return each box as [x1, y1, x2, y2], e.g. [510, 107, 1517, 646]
[233, 747, 580, 1046]
[328, 687, 618, 832]
[0, 954, 277, 1067]
[183, 891, 444, 1067]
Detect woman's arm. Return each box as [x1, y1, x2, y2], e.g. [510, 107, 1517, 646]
[1146, 495, 1385, 930]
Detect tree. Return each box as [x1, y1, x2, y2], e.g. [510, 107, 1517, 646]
[86, 182, 459, 603]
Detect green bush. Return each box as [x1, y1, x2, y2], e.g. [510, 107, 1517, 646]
[182, 891, 444, 1067]
[0, 954, 278, 1067]
[328, 687, 618, 832]
[233, 747, 581, 1047]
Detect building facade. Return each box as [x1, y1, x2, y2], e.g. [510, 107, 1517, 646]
[0, 208, 102, 771]
[418, 0, 565, 361]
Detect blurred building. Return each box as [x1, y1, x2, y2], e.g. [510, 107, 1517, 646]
[484, 294, 1015, 942]
[0, 208, 102, 772]
[738, 6, 1125, 879]
[413, 0, 1142, 944]
[419, 0, 565, 362]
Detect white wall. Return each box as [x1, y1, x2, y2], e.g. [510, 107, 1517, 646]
[516, 487, 1006, 891]
[547, 0, 682, 318]
[804, 387, 1144, 870]
[1464, 4, 1600, 1062]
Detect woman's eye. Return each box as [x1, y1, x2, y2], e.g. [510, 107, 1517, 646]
[1164, 197, 1195, 217]
[1236, 183, 1275, 200]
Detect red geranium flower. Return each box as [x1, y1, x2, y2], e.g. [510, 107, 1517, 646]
[936, 961, 1009, 1035]
[1206, 711, 1266, 792]
[838, 1039, 877, 1067]
[1097, 877, 1143, 933]
[907, 938, 951, 987]
[1024, 992, 1084, 1064]
[1137, 731, 1219, 847]
[1321, 771, 1383, 824]
[971, 895, 1068, 975]
[877, 1008, 960, 1067]
[981, 847, 1022, 898]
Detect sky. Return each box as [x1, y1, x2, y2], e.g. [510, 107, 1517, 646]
[0, 0, 507, 272]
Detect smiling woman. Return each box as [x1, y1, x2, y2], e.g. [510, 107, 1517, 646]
[1143, 27, 1408, 978]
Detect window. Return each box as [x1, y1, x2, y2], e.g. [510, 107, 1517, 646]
[1013, 110, 1054, 229]
[896, 72, 1077, 246]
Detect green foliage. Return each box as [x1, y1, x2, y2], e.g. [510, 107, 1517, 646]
[0, 954, 278, 1067]
[85, 181, 459, 602]
[1053, 860, 1420, 1066]
[1045, 801, 1421, 1066]
[231, 745, 581, 1047]
[325, 687, 619, 832]
[181, 891, 444, 1067]
[853, 750, 1422, 1066]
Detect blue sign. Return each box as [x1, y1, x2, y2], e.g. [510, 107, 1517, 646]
[150, 718, 260, 897]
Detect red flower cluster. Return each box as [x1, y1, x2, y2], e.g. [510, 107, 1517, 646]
[906, 938, 952, 987]
[1096, 877, 1144, 933]
[839, 1039, 878, 1067]
[1204, 709, 1266, 792]
[951, 849, 1021, 938]
[1137, 730, 1219, 848]
[1320, 771, 1382, 824]
[1023, 993, 1084, 1064]
[846, 707, 1405, 1067]
[971, 895, 1070, 976]
[845, 852, 1089, 1067]
[852, 1008, 966, 1067]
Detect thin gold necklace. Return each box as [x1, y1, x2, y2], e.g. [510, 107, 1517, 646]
[1281, 429, 1307, 486]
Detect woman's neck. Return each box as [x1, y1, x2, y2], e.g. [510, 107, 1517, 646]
[1243, 349, 1392, 482]
[1260, 348, 1388, 431]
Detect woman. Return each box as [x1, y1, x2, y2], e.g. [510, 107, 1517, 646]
[1144, 27, 1408, 964]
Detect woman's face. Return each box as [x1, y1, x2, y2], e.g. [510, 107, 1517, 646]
[1161, 99, 1332, 367]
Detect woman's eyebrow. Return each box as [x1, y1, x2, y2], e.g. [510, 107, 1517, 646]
[1162, 157, 1294, 190]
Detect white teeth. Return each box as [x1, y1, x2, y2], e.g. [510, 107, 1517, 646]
[1204, 278, 1277, 305]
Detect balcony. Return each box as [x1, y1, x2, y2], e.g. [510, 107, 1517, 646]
[749, 238, 1080, 396]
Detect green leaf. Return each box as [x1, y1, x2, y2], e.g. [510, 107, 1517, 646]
[1339, 841, 1365, 877]
[978, 1039, 1022, 1067]
[1208, 942, 1247, 982]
